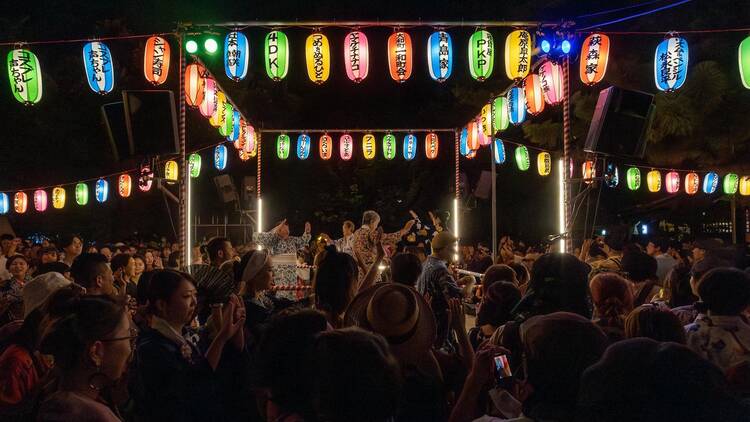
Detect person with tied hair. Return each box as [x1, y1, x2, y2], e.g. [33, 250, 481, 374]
[205, 237, 235, 269]
[624, 304, 686, 344]
[352, 210, 415, 284]
[232, 249, 281, 342]
[253, 219, 312, 300]
[589, 273, 634, 343]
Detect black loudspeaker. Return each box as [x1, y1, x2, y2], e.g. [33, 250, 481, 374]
[213, 175, 238, 204]
[101, 102, 133, 162]
[122, 90, 180, 157]
[242, 176, 256, 204]
[584, 86, 655, 159]
[474, 171, 492, 199]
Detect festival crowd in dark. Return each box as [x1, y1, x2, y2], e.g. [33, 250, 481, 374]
[0, 211, 748, 422]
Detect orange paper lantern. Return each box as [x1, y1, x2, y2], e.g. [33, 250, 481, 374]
[144, 36, 170, 85]
[184, 63, 205, 106]
[425, 132, 439, 159]
[387, 31, 413, 82]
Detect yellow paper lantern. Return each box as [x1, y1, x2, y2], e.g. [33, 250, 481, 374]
[647, 170, 662, 192]
[305, 32, 330, 84]
[362, 134, 376, 160]
[740, 176, 750, 196]
[504, 29, 532, 80]
[537, 152, 551, 176]
[209, 91, 226, 127]
[52, 187, 66, 209]
[481, 103, 493, 136]
[164, 160, 178, 183]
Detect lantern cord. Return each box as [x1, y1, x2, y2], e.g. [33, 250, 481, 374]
[578, 26, 750, 35]
[575, 0, 667, 20]
[186, 21, 556, 29]
[0, 32, 178, 47]
[578, 0, 693, 31]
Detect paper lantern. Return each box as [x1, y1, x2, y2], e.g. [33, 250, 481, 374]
[14, 192, 27, 213]
[504, 29, 531, 80]
[740, 36, 750, 89]
[605, 163, 619, 188]
[306, 33, 330, 84]
[515, 146, 530, 171]
[524, 74, 545, 115]
[82, 41, 114, 94]
[144, 36, 170, 85]
[685, 172, 700, 195]
[361, 134, 376, 160]
[507, 87, 526, 125]
[466, 149, 477, 159]
[468, 30, 494, 81]
[0, 193, 8, 214]
[467, 120, 480, 150]
[383, 134, 397, 160]
[403, 134, 417, 161]
[344, 31, 369, 83]
[703, 172, 719, 194]
[214, 145, 228, 170]
[724, 173, 739, 195]
[425, 133, 439, 159]
[277, 134, 291, 160]
[244, 124, 257, 157]
[224, 31, 250, 81]
[340, 134, 354, 161]
[52, 187, 65, 209]
[164, 160, 178, 182]
[188, 154, 202, 178]
[538, 60, 563, 105]
[7, 49, 43, 105]
[537, 152, 551, 176]
[75, 183, 89, 205]
[580, 33, 610, 85]
[95, 179, 109, 203]
[218, 103, 233, 137]
[297, 134, 311, 160]
[139, 164, 153, 192]
[265, 30, 289, 81]
[459, 127, 470, 156]
[493, 139, 506, 164]
[208, 90, 225, 127]
[492, 96, 509, 133]
[388, 31, 412, 82]
[627, 168, 641, 190]
[228, 110, 241, 142]
[118, 174, 132, 198]
[647, 170, 662, 192]
[477, 121, 491, 147]
[185, 63, 205, 107]
[582, 160, 595, 184]
[480, 104, 493, 136]
[199, 78, 217, 117]
[665, 171, 680, 194]
[741, 176, 750, 196]
[239, 149, 252, 162]
[427, 31, 453, 82]
[319, 134, 333, 160]
[33, 190, 47, 212]
[654, 36, 688, 92]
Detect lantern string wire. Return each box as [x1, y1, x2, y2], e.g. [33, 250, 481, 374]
[575, 0, 668, 20]
[0, 32, 178, 47]
[577, 27, 750, 35]
[577, 0, 693, 31]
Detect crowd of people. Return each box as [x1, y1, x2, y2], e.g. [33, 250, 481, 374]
[0, 213, 748, 421]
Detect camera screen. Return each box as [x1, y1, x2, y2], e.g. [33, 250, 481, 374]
[494, 354, 512, 380]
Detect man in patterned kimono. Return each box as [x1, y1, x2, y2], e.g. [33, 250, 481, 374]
[253, 219, 311, 300]
[351, 210, 414, 288]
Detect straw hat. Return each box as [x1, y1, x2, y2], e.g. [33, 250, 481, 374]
[22, 272, 71, 318]
[345, 283, 436, 360]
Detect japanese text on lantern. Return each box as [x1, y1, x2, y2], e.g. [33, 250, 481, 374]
[517, 31, 529, 75]
[660, 40, 685, 84]
[150, 38, 166, 76]
[226, 32, 241, 67]
[395, 33, 407, 77]
[349, 33, 360, 71]
[88, 48, 110, 82]
[438, 32, 450, 70]
[585, 35, 602, 75]
[312, 34, 325, 79]
[9, 51, 33, 93]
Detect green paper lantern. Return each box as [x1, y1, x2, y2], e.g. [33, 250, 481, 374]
[740, 36, 750, 89]
[491, 96, 509, 133]
[75, 183, 89, 205]
[265, 30, 289, 81]
[277, 134, 290, 160]
[7, 49, 43, 105]
[515, 146, 530, 171]
[219, 103, 233, 137]
[468, 30, 494, 81]
[626, 167, 641, 190]
[383, 134, 397, 160]
[724, 173, 739, 195]
[188, 153, 201, 178]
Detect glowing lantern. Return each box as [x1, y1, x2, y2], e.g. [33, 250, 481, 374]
[654, 36, 689, 92]
[33, 190, 47, 212]
[481, 104, 493, 136]
[75, 183, 89, 205]
[493, 139, 506, 164]
[427, 31, 453, 82]
[239, 149, 252, 162]
[477, 123, 491, 147]
[52, 187, 65, 209]
[504, 29, 531, 80]
[647, 170, 662, 192]
[403, 134, 417, 161]
[319, 134, 333, 160]
[425, 133, 439, 159]
[0, 194, 8, 214]
[296, 134, 311, 160]
[228, 110, 241, 142]
[605, 163, 619, 188]
[459, 127, 470, 156]
[467, 120, 480, 150]
[740, 36, 750, 89]
[277, 134, 291, 160]
[185, 63, 205, 107]
[383, 134, 397, 160]
[164, 160, 178, 182]
[665, 171, 680, 194]
[305, 33, 330, 84]
[199, 78, 217, 118]
[118, 174, 132, 198]
[685, 172, 700, 195]
[264, 30, 289, 81]
[627, 168, 641, 190]
[14, 192, 27, 213]
[82, 41, 114, 94]
[507, 87, 526, 125]
[359, 134, 375, 160]
[139, 164, 153, 192]
[580, 33, 609, 85]
[244, 124, 257, 156]
[224, 31, 249, 81]
[95, 179, 108, 203]
[535, 152, 550, 176]
[703, 172, 719, 194]
[538, 60, 563, 105]
[388, 31, 412, 82]
[741, 176, 750, 196]
[143, 36, 170, 85]
[582, 160, 595, 184]
[219, 103, 233, 137]
[214, 145, 228, 170]
[189, 154, 202, 178]
[492, 96, 509, 133]
[724, 173, 739, 195]
[340, 134, 354, 161]
[466, 149, 478, 159]
[515, 146, 530, 171]
[524, 74, 545, 115]
[468, 30, 494, 81]
[7, 49, 43, 105]
[209, 91, 226, 127]
[344, 31, 369, 83]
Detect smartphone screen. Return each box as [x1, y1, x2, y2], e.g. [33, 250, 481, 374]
[494, 354, 512, 384]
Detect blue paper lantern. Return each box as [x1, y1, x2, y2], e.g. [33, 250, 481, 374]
[507, 87, 526, 125]
[460, 127, 470, 156]
[0, 193, 8, 214]
[493, 139, 506, 164]
[82, 41, 115, 94]
[703, 172, 719, 194]
[297, 134, 311, 160]
[403, 134, 418, 161]
[427, 31, 453, 82]
[605, 163, 619, 188]
[95, 179, 109, 203]
[654, 36, 688, 92]
[214, 144, 227, 170]
[228, 110, 242, 142]
[224, 31, 250, 81]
